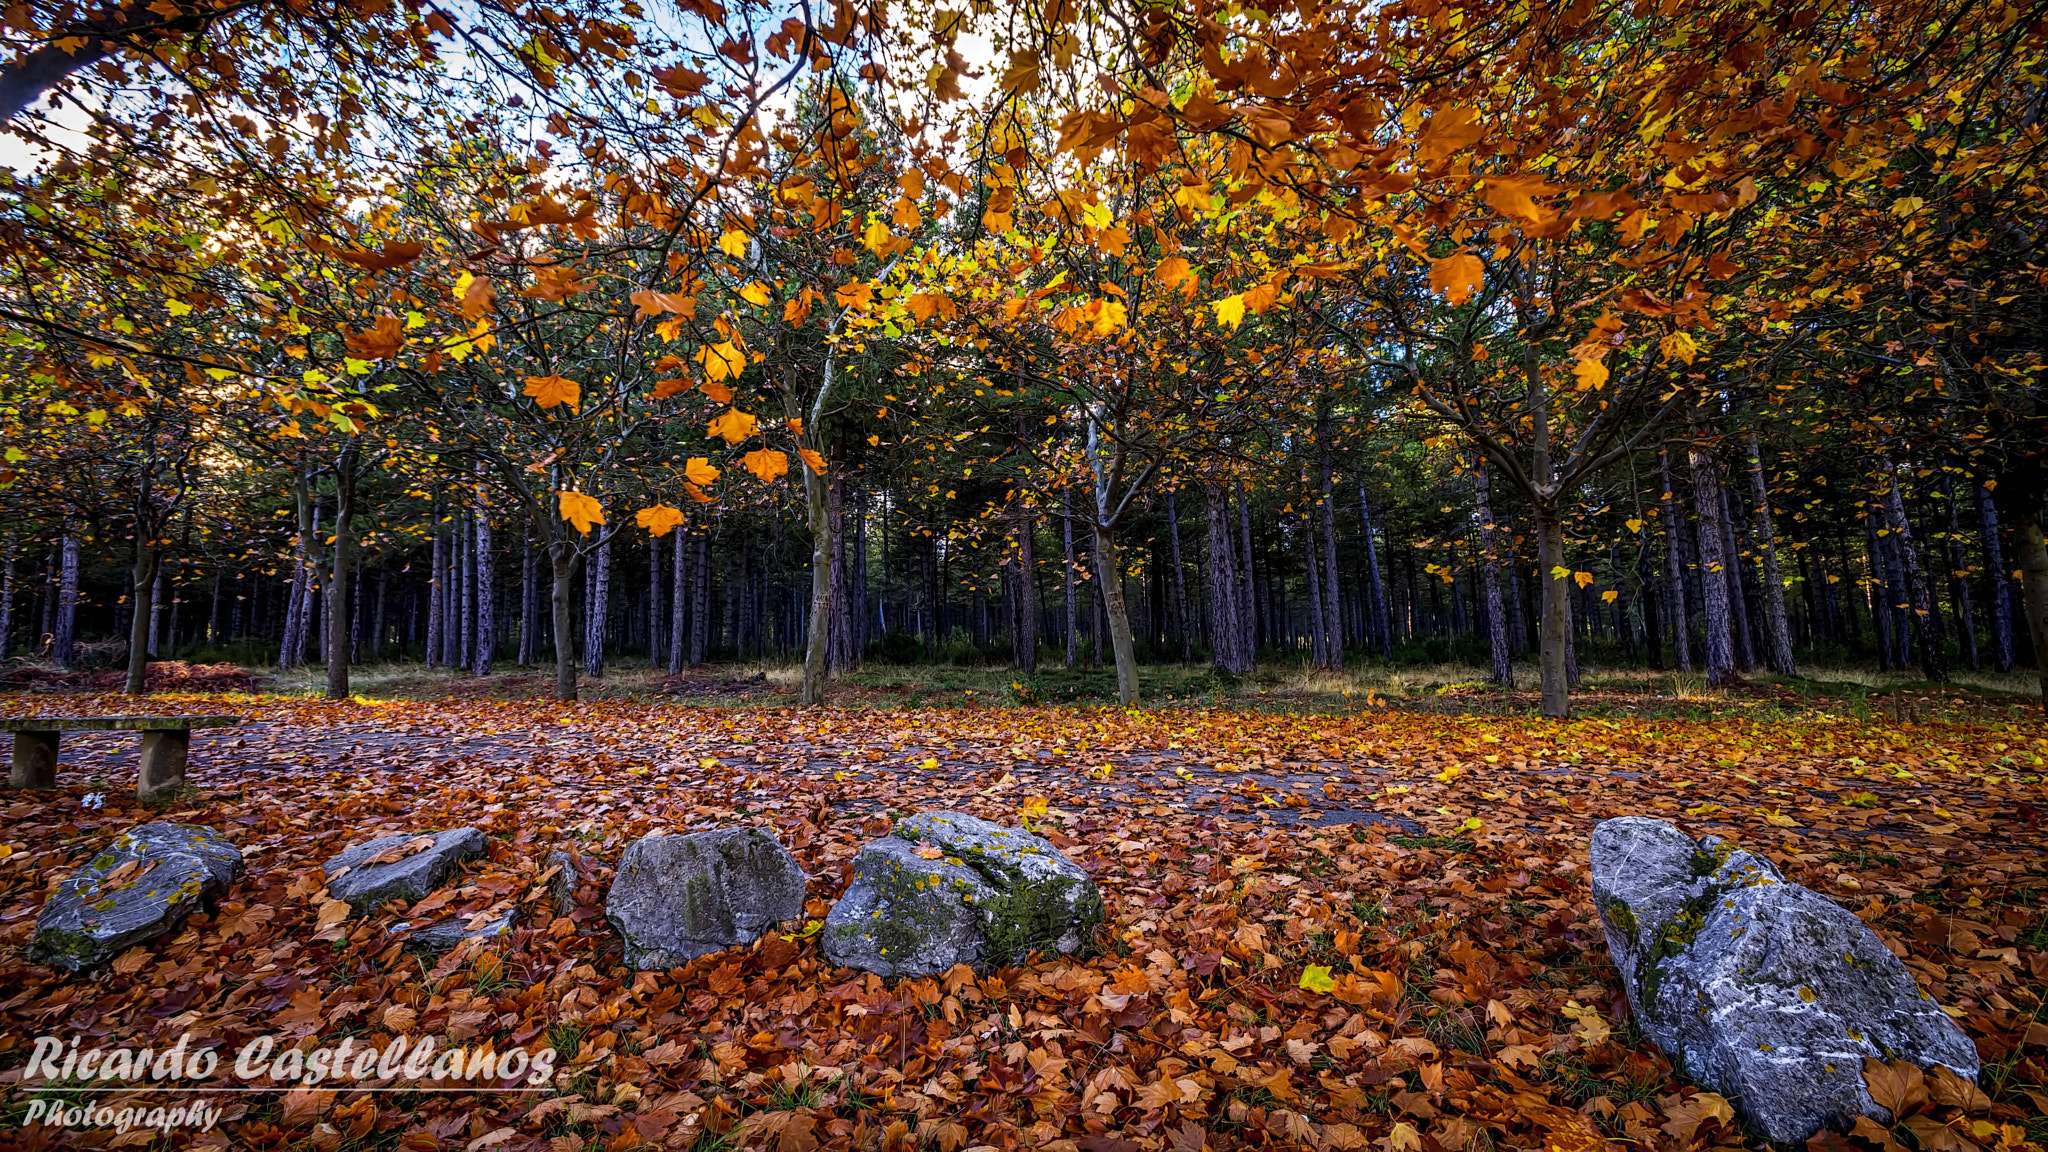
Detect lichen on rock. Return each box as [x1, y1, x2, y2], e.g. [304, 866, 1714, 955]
[1590, 816, 1979, 1144]
[824, 810, 1103, 978]
[30, 823, 244, 974]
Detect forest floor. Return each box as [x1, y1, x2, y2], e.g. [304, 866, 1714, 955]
[0, 682, 2042, 1151]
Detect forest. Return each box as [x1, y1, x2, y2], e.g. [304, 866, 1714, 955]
[0, 0, 2039, 716]
[0, 0, 2045, 1151]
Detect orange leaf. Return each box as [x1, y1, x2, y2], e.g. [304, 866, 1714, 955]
[742, 448, 789, 482]
[523, 374, 580, 411]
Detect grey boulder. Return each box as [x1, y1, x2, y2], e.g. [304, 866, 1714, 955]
[1591, 816, 1979, 1143]
[824, 811, 1103, 978]
[324, 827, 485, 913]
[30, 823, 243, 973]
[605, 827, 807, 969]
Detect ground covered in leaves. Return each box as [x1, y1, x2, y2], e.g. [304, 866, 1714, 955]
[0, 691, 2043, 1152]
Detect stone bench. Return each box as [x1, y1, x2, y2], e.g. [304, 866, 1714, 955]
[2, 716, 243, 799]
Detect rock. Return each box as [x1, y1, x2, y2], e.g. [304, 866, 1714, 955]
[1591, 817, 1979, 1143]
[390, 908, 516, 954]
[605, 828, 807, 969]
[824, 811, 1103, 978]
[30, 823, 243, 973]
[324, 828, 485, 913]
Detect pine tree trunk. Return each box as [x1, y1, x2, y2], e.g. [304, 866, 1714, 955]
[1977, 482, 2015, 672]
[1745, 435, 1796, 675]
[1013, 490, 1038, 672]
[472, 513, 494, 676]
[53, 532, 78, 669]
[1884, 471, 1948, 681]
[1305, 521, 1326, 667]
[1475, 463, 1513, 687]
[373, 569, 387, 663]
[1358, 486, 1392, 658]
[1534, 506, 1571, 716]
[519, 538, 536, 667]
[669, 525, 688, 674]
[1236, 484, 1258, 655]
[1719, 485, 1757, 672]
[1204, 484, 1243, 672]
[0, 544, 16, 661]
[1688, 443, 1738, 687]
[324, 449, 357, 699]
[426, 504, 444, 668]
[1940, 474, 1978, 670]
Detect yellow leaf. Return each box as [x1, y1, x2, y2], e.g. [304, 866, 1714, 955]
[707, 408, 759, 445]
[1660, 331, 1698, 365]
[636, 504, 685, 537]
[684, 457, 721, 486]
[1573, 571, 1594, 588]
[739, 281, 772, 306]
[742, 448, 789, 482]
[1213, 294, 1247, 329]
[1298, 965, 1336, 994]
[1428, 253, 1483, 305]
[1415, 105, 1483, 163]
[697, 341, 746, 382]
[1626, 518, 1645, 533]
[1573, 357, 1609, 391]
[557, 491, 604, 536]
[1601, 590, 1619, 603]
[798, 448, 828, 475]
[523, 374, 580, 411]
[719, 228, 749, 257]
[699, 378, 734, 404]
[862, 217, 896, 255]
[1549, 565, 1572, 581]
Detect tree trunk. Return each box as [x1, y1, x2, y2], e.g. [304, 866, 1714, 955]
[472, 511, 494, 676]
[1475, 463, 1513, 687]
[1013, 490, 1038, 671]
[1745, 435, 1796, 675]
[1940, 474, 1978, 670]
[1317, 433, 1343, 668]
[52, 532, 78, 669]
[124, 540, 159, 695]
[147, 565, 167, 658]
[586, 536, 611, 677]
[1358, 487, 1392, 658]
[1720, 485, 1757, 672]
[1658, 449, 1693, 671]
[550, 542, 579, 701]
[1236, 484, 1259, 655]
[426, 503, 444, 668]
[801, 458, 834, 704]
[1065, 490, 1082, 668]
[1534, 506, 1571, 716]
[1977, 482, 2015, 672]
[519, 537, 536, 667]
[1093, 521, 1140, 705]
[0, 543, 15, 661]
[1204, 483, 1244, 672]
[669, 524, 688, 674]
[1884, 472, 1948, 681]
[325, 449, 358, 699]
[1688, 442, 1738, 686]
[2016, 512, 2048, 708]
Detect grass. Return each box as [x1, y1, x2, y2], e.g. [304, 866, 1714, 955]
[205, 653, 2044, 721]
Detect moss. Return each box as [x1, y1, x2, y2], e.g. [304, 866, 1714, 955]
[1603, 898, 1638, 936]
[1638, 892, 1714, 1006]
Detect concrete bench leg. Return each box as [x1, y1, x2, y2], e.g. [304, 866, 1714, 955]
[137, 729, 191, 800]
[10, 731, 58, 788]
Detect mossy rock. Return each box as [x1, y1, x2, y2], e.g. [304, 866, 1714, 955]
[1590, 816, 1979, 1144]
[29, 823, 243, 974]
[823, 811, 1103, 978]
[605, 827, 807, 970]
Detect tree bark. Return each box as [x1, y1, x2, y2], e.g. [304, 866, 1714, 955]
[1066, 490, 1083, 668]
[472, 509, 494, 676]
[1204, 483, 1245, 672]
[53, 531, 79, 670]
[1940, 474, 1978, 670]
[1236, 484, 1259, 656]
[1884, 471, 1948, 681]
[1534, 506, 1571, 716]
[1358, 487, 1392, 658]
[550, 541, 579, 701]
[124, 540, 159, 695]
[519, 537, 536, 667]
[668, 524, 688, 674]
[585, 535, 611, 677]
[1012, 490, 1038, 672]
[1093, 521, 1140, 704]
[1688, 442, 1738, 686]
[1475, 462, 1513, 687]
[324, 446, 358, 699]
[1977, 482, 2015, 672]
[1317, 424, 1343, 668]
[426, 501, 444, 668]
[1745, 435, 1796, 675]
[1305, 518, 1326, 667]
[1658, 449, 1692, 671]
[801, 453, 834, 704]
